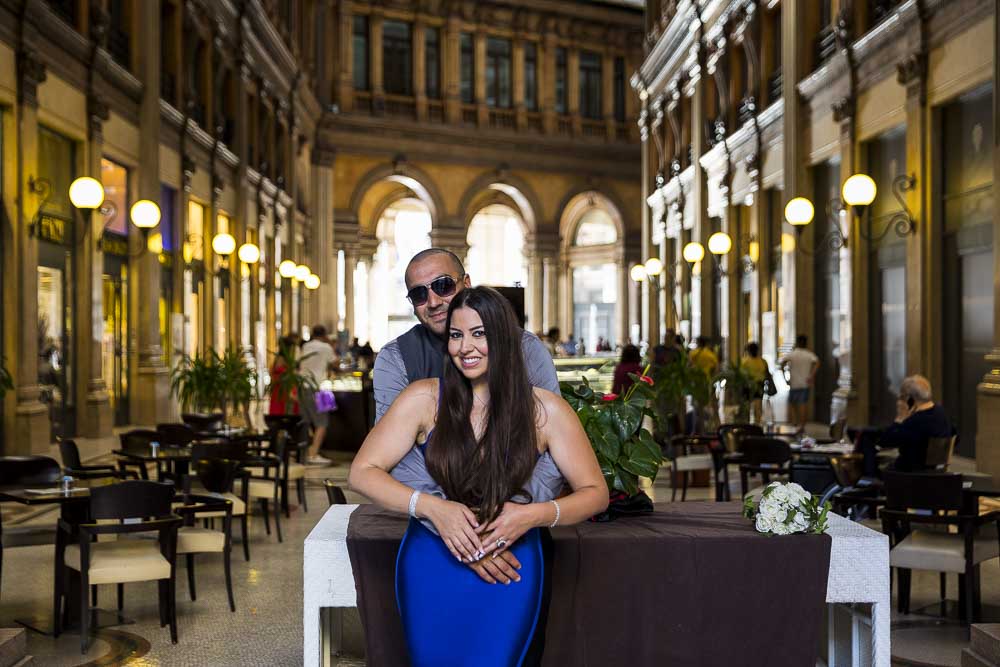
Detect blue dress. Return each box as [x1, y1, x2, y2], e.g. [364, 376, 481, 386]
[391, 441, 565, 667]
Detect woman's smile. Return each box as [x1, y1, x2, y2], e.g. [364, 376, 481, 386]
[459, 355, 483, 369]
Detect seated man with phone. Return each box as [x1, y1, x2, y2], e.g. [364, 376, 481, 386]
[858, 374, 955, 477]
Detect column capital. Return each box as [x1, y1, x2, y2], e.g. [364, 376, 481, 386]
[896, 51, 927, 103]
[16, 48, 47, 109]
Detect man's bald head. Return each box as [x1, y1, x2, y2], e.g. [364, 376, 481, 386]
[404, 248, 465, 288]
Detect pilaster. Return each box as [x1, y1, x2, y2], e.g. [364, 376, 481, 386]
[541, 28, 557, 134]
[370, 9, 385, 113]
[414, 20, 428, 120]
[337, 3, 354, 112]
[444, 13, 462, 124]
[474, 30, 487, 126]
[567, 48, 581, 135]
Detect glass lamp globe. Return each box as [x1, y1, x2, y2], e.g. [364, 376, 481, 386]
[304, 274, 320, 290]
[278, 260, 298, 278]
[295, 264, 311, 282]
[748, 240, 760, 264]
[630, 264, 647, 283]
[784, 197, 815, 226]
[130, 200, 161, 229]
[842, 173, 877, 207]
[682, 241, 705, 264]
[644, 257, 664, 277]
[708, 232, 733, 255]
[69, 177, 105, 210]
[211, 232, 236, 257]
[237, 243, 261, 264]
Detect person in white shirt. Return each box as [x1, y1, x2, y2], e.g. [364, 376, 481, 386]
[779, 334, 820, 434]
[300, 325, 339, 465]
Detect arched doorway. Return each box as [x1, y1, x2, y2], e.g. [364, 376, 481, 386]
[570, 208, 620, 354]
[364, 198, 432, 349]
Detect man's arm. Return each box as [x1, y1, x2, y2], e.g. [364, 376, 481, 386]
[372, 341, 410, 423]
[521, 331, 560, 394]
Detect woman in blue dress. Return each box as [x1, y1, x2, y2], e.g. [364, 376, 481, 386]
[350, 286, 608, 667]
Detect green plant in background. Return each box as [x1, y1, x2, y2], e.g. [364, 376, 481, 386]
[714, 359, 756, 424]
[561, 367, 661, 496]
[0, 356, 13, 400]
[648, 355, 713, 438]
[170, 351, 225, 414]
[267, 338, 318, 416]
[218, 347, 257, 425]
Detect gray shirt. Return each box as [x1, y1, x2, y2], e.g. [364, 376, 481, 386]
[373, 329, 560, 422]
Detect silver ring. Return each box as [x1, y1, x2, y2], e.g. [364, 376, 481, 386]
[496, 538, 508, 549]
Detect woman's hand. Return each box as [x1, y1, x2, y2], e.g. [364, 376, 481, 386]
[479, 502, 544, 557]
[467, 550, 523, 585]
[421, 496, 485, 563]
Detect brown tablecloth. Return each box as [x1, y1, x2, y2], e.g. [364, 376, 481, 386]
[346, 502, 831, 667]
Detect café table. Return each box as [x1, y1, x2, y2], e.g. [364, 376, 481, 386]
[0, 485, 134, 635]
[303, 504, 890, 667]
[113, 445, 193, 482]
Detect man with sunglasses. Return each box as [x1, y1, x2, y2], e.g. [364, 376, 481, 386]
[372, 248, 559, 422]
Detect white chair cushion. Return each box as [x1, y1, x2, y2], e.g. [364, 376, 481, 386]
[176, 526, 225, 554]
[247, 479, 276, 499]
[194, 493, 245, 518]
[674, 453, 714, 472]
[65, 540, 170, 585]
[890, 528, 1000, 573]
[287, 463, 306, 480]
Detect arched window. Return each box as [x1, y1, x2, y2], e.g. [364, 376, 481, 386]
[466, 204, 526, 287]
[574, 208, 618, 246]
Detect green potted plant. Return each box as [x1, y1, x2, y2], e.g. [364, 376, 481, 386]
[218, 347, 257, 427]
[267, 338, 318, 416]
[170, 351, 224, 415]
[561, 367, 662, 520]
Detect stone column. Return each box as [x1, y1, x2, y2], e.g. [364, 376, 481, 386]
[513, 40, 526, 129]
[616, 246, 629, 347]
[474, 30, 487, 126]
[313, 147, 337, 331]
[370, 10, 385, 113]
[541, 27, 557, 134]
[976, 0, 1000, 481]
[543, 253, 559, 332]
[602, 52, 615, 140]
[444, 13, 462, 124]
[558, 256, 573, 338]
[526, 247, 543, 333]
[414, 20, 427, 120]
[567, 49, 581, 135]
[723, 206, 741, 363]
[133, 0, 170, 425]
[76, 95, 113, 438]
[343, 245, 357, 340]
[7, 50, 49, 452]
[337, 2, 354, 112]
[690, 76, 713, 339]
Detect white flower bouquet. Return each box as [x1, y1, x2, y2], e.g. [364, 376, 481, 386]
[742, 482, 831, 535]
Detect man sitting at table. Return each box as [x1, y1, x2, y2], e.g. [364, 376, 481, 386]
[858, 374, 955, 477]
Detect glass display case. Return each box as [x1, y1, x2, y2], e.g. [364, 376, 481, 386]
[553, 355, 617, 394]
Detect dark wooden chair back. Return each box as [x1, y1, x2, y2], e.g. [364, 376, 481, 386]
[718, 424, 763, 453]
[119, 429, 161, 450]
[264, 414, 303, 435]
[58, 440, 83, 469]
[192, 458, 241, 495]
[191, 441, 248, 464]
[0, 456, 62, 487]
[89, 480, 175, 520]
[156, 423, 195, 447]
[789, 461, 838, 496]
[181, 413, 225, 432]
[667, 435, 715, 458]
[739, 437, 791, 466]
[925, 436, 957, 470]
[324, 480, 347, 505]
[884, 471, 964, 512]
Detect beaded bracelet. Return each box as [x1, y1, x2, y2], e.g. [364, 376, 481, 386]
[408, 490, 421, 518]
[549, 499, 561, 528]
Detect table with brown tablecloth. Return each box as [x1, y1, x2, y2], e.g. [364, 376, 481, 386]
[346, 501, 831, 667]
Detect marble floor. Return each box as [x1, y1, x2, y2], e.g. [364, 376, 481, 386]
[0, 442, 996, 666]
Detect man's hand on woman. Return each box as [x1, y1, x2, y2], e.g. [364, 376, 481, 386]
[421, 496, 484, 563]
[468, 550, 523, 585]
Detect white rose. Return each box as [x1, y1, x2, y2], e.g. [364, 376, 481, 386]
[792, 512, 810, 533]
[768, 485, 790, 504]
[759, 499, 782, 521]
[772, 521, 791, 536]
[756, 514, 775, 533]
[788, 483, 811, 504]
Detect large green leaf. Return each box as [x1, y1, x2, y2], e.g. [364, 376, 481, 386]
[592, 430, 620, 463]
[611, 403, 644, 442]
[622, 437, 661, 479]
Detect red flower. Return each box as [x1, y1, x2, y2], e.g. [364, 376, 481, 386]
[639, 375, 654, 386]
[602, 393, 619, 401]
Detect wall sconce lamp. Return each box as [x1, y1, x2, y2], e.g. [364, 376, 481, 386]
[785, 172, 917, 253]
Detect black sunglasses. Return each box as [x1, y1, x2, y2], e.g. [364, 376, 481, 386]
[406, 274, 463, 306]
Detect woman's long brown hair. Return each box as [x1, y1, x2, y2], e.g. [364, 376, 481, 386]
[425, 286, 538, 524]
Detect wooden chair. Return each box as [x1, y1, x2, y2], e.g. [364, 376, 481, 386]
[324, 480, 347, 505]
[117, 429, 165, 480]
[59, 439, 134, 481]
[257, 416, 309, 518]
[54, 480, 181, 653]
[738, 437, 792, 498]
[715, 424, 763, 501]
[189, 442, 254, 562]
[882, 471, 1000, 623]
[0, 456, 62, 599]
[666, 436, 717, 501]
[926, 435, 958, 471]
[788, 461, 838, 504]
[177, 460, 239, 612]
[181, 413, 225, 435]
[156, 423, 196, 447]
